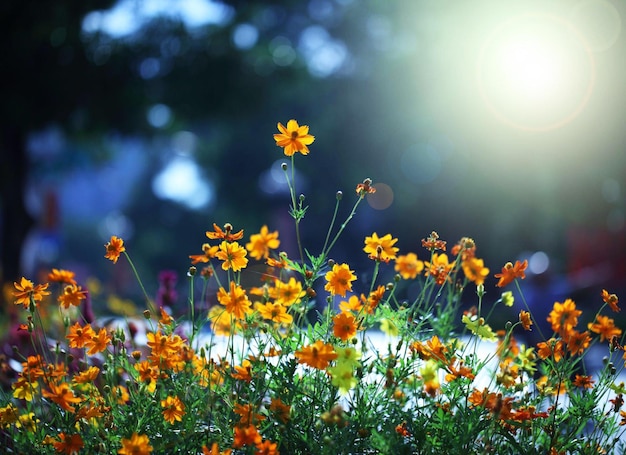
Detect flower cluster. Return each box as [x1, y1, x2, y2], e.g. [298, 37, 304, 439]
[1, 120, 625, 454]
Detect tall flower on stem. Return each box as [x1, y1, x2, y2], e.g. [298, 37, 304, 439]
[273, 119, 315, 156]
[324, 263, 357, 297]
[13, 277, 50, 310]
[216, 241, 248, 272]
[104, 236, 125, 263]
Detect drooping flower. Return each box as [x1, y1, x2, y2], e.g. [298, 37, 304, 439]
[536, 338, 564, 362]
[58, 284, 88, 309]
[118, 433, 153, 455]
[216, 241, 248, 272]
[232, 360, 253, 383]
[13, 277, 50, 309]
[421, 231, 446, 251]
[189, 243, 219, 265]
[333, 311, 358, 341]
[519, 310, 533, 331]
[72, 366, 100, 384]
[494, 260, 528, 288]
[394, 253, 424, 280]
[295, 340, 337, 369]
[104, 236, 125, 264]
[246, 225, 280, 260]
[273, 119, 315, 156]
[47, 268, 77, 285]
[206, 223, 244, 241]
[363, 232, 399, 262]
[355, 178, 376, 197]
[324, 263, 357, 297]
[161, 395, 185, 424]
[217, 281, 252, 319]
[602, 289, 620, 313]
[501, 291, 515, 307]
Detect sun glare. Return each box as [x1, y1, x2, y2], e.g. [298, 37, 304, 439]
[476, 13, 595, 131]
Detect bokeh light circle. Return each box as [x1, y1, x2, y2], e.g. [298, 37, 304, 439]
[476, 13, 596, 132]
[569, 0, 622, 52]
[367, 182, 394, 210]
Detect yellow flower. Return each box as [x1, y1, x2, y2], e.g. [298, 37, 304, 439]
[328, 366, 358, 394]
[13, 277, 50, 309]
[462, 315, 497, 341]
[273, 119, 315, 156]
[461, 257, 490, 285]
[274, 277, 305, 306]
[255, 301, 293, 325]
[501, 291, 515, 307]
[216, 241, 248, 272]
[363, 232, 399, 262]
[118, 432, 153, 455]
[324, 263, 357, 297]
[394, 253, 424, 280]
[380, 318, 399, 337]
[246, 225, 280, 260]
[161, 395, 185, 424]
[217, 281, 252, 319]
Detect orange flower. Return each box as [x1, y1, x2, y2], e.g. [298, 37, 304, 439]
[355, 178, 376, 197]
[202, 442, 232, 455]
[333, 311, 358, 341]
[58, 284, 88, 309]
[536, 338, 564, 362]
[85, 328, 111, 355]
[339, 295, 362, 313]
[324, 263, 357, 297]
[217, 281, 252, 319]
[255, 440, 279, 455]
[573, 374, 594, 389]
[104, 236, 125, 263]
[269, 398, 291, 424]
[519, 310, 532, 331]
[564, 330, 591, 356]
[547, 299, 581, 336]
[295, 340, 337, 369]
[13, 277, 50, 309]
[48, 268, 77, 285]
[461, 257, 490, 286]
[273, 277, 304, 306]
[363, 232, 399, 261]
[42, 382, 82, 412]
[602, 289, 620, 313]
[161, 395, 185, 424]
[233, 402, 266, 427]
[421, 231, 446, 251]
[72, 366, 100, 384]
[255, 301, 293, 325]
[189, 243, 219, 264]
[206, 223, 244, 241]
[53, 433, 84, 455]
[423, 253, 454, 286]
[494, 260, 528, 288]
[216, 241, 248, 272]
[233, 424, 262, 448]
[66, 323, 95, 349]
[588, 315, 622, 342]
[118, 433, 153, 455]
[273, 119, 315, 156]
[246, 225, 280, 260]
[394, 253, 424, 280]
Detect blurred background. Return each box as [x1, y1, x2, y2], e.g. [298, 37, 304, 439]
[2, 0, 625, 327]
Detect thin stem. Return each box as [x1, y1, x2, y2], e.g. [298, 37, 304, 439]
[122, 251, 156, 316]
[322, 196, 341, 255]
[323, 196, 364, 258]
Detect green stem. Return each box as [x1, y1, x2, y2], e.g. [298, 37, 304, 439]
[323, 196, 364, 258]
[123, 251, 156, 316]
